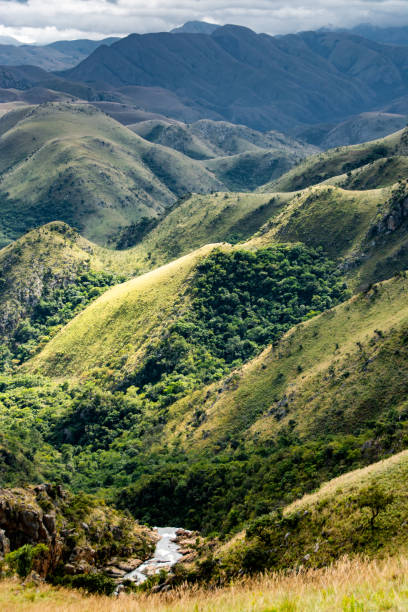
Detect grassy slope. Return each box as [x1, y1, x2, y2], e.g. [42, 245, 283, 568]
[218, 450, 408, 582]
[129, 120, 217, 160]
[0, 189, 293, 313]
[1, 556, 408, 610]
[131, 119, 317, 159]
[96, 191, 293, 275]
[28, 244, 219, 378]
[131, 119, 316, 190]
[259, 127, 408, 192]
[0, 222, 104, 336]
[322, 155, 408, 190]
[249, 182, 408, 291]
[160, 272, 408, 455]
[203, 150, 296, 191]
[250, 185, 384, 259]
[0, 103, 224, 246]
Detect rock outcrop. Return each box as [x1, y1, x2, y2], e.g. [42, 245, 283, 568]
[0, 484, 156, 579]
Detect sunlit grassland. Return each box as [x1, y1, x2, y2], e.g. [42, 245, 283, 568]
[2, 555, 408, 611]
[27, 243, 221, 378]
[93, 191, 292, 276]
[258, 127, 407, 193]
[322, 155, 408, 191]
[164, 272, 408, 452]
[248, 185, 388, 259]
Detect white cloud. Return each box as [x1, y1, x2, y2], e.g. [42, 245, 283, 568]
[0, 0, 408, 43]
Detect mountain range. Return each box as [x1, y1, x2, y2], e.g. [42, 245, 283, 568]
[0, 102, 314, 247]
[59, 25, 408, 131]
[0, 37, 119, 71]
[2, 18, 408, 609]
[0, 24, 407, 138]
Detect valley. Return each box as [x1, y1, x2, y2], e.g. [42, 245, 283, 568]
[1, 17, 408, 611]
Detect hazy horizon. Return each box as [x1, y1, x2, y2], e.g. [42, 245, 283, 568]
[1, 0, 408, 44]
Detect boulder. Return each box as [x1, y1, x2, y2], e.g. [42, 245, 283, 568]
[117, 559, 142, 572]
[0, 529, 10, 558]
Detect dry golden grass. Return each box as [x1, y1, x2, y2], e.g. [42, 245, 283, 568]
[2, 555, 408, 611]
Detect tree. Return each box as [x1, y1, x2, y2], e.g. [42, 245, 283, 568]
[356, 485, 394, 532]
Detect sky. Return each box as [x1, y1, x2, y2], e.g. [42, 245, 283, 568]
[1, 0, 408, 44]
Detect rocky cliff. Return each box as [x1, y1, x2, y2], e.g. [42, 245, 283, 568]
[0, 484, 156, 580]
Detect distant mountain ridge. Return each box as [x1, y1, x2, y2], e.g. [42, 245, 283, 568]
[0, 35, 21, 46]
[171, 20, 220, 34]
[61, 25, 408, 131]
[336, 24, 408, 46]
[0, 36, 119, 71]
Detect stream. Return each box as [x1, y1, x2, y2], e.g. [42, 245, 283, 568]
[122, 527, 183, 585]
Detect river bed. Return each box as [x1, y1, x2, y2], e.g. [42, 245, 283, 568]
[123, 527, 183, 585]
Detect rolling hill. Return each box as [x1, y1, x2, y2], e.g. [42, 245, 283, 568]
[14, 218, 408, 536]
[99, 191, 292, 272]
[116, 269, 408, 531]
[295, 111, 408, 149]
[0, 102, 321, 247]
[259, 127, 408, 192]
[213, 449, 408, 580]
[2, 89, 408, 602]
[0, 102, 226, 246]
[10, 123, 408, 537]
[131, 118, 316, 160]
[130, 119, 315, 190]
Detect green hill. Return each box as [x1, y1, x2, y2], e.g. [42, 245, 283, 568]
[322, 155, 408, 190]
[2, 115, 408, 601]
[118, 271, 408, 531]
[0, 102, 225, 247]
[27, 243, 219, 378]
[259, 128, 408, 192]
[0, 222, 122, 369]
[128, 118, 316, 190]
[210, 450, 408, 579]
[251, 180, 408, 290]
[102, 191, 292, 272]
[204, 151, 296, 191]
[131, 118, 316, 161]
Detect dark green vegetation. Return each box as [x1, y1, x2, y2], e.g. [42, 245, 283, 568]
[184, 451, 408, 583]
[2, 100, 408, 592]
[128, 245, 349, 399]
[0, 222, 124, 369]
[0, 244, 349, 491]
[119, 302, 408, 533]
[0, 484, 155, 592]
[0, 267, 121, 369]
[5, 544, 49, 578]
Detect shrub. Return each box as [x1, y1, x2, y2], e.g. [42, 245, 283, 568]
[55, 572, 116, 595]
[5, 543, 49, 578]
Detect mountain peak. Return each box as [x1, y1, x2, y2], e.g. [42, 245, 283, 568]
[171, 20, 220, 35]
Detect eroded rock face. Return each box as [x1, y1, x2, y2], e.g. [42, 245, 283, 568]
[0, 484, 156, 580]
[0, 529, 10, 556]
[0, 485, 63, 576]
[371, 193, 408, 238]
